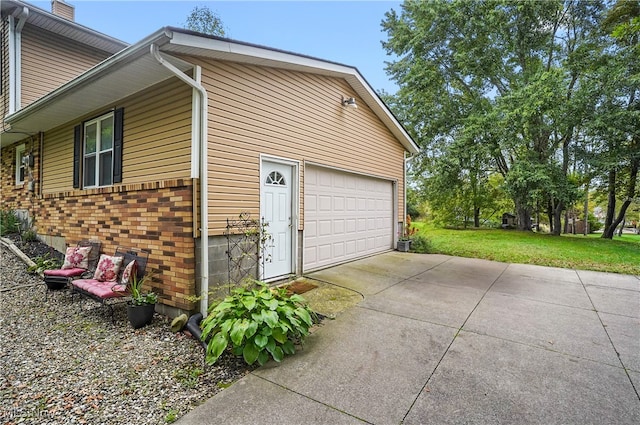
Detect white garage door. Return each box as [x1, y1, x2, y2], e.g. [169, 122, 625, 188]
[304, 165, 394, 271]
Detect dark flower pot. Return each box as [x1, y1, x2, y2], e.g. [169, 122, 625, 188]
[127, 303, 155, 329]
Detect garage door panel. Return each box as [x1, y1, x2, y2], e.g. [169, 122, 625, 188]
[304, 165, 393, 271]
[319, 220, 332, 236]
[318, 244, 332, 261]
[319, 195, 332, 211]
[304, 246, 317, 263]
[306, 221, 317, 237]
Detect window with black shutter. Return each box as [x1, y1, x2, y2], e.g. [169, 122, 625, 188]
[73, 108, 123, 188]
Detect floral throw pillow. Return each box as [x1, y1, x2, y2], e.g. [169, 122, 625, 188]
[62, 246, 92, 270]
[121, 260, 137, 285]
[93, 255, 123, 282]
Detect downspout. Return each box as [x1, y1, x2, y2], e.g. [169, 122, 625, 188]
[38, 131, 44, 197]
[8, 6, 29, 113]
[404, 152, 416, 225]
[150, 44, 209, 316]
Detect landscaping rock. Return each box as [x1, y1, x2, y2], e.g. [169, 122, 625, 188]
[0, 245, 250, 425]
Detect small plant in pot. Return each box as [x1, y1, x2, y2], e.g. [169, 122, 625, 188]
[126, 270, 157, 329]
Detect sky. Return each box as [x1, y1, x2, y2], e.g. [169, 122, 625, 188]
[30, 0, 403, 94]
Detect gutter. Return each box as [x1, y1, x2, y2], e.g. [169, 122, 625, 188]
[150, 43, 210, 317]
[8, 5, 29, 113]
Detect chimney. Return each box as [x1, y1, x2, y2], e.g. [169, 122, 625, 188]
[51, 0, 75, 21]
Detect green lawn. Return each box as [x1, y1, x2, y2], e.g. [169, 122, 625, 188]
[413, 223, 640, 275]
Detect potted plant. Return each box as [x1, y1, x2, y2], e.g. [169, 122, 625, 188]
[126, 270, 157, 329]
[397, 215, 417, 252]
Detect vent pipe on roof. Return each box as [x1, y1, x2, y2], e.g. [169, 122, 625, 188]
[51, 0, 75, 21]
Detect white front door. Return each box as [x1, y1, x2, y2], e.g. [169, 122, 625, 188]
[261, 161, 293, 279]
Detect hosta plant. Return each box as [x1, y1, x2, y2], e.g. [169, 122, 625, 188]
[200, 281, 315, 366]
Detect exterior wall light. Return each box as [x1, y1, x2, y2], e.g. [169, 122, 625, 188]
[341, 96, 358, 109]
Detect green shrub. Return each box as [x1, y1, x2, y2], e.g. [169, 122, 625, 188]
[201, 281, 316, 366]
[587, 213, 603, 233]
[0, 209, 20, 236]
[410, 234, 432, 253]
[27, 253, 62, 274]
[21, 228, 38, 242]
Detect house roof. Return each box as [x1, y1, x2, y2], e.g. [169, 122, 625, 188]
[2, 27, 419, 153]
[1, 0, 127, 54]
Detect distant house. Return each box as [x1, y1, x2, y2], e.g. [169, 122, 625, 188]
[1, 0, 419, 316]
[501, 213, 516, 229]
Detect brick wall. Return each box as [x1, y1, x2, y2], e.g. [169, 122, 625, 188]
[2, 142, 197, 312]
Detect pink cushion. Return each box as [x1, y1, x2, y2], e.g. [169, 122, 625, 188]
[93, 255, 123, 282]
[121, 260, 136, 285]
[62, 246, 91, 270]
[44, 268, 86, 277]
[72, 279, 127, 299]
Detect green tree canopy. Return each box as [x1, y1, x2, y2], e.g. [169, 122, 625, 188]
[184, 5, 226, 37]
[382, 0, 616, 233]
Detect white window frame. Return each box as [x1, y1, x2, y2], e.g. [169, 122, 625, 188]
[83, 112, 114, 188]
[15, 144, 26, 186]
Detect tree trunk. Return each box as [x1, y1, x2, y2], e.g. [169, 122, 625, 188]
[516, 202, 532, 231]
[552, 202, 563, 236]
[563, 210, 569, 234]
[547, 201, 554, 234]
[474, 207, 480, 228]
[583, 180, 589, 236]
[601, 170, 617, 239]
[602, 159, 638, 239]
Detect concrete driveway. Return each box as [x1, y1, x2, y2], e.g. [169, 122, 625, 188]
[178, 253, 640, 424]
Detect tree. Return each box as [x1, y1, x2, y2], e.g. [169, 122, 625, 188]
[382, 0, 607, 233]
[595, 0, 640, 239]
[184, 5, 226, 37]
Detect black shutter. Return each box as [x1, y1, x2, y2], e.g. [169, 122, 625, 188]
[113, 107, 124, 183]
[73, 125, 82, 188]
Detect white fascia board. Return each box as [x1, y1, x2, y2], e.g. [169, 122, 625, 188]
[168, 31, 356, 77]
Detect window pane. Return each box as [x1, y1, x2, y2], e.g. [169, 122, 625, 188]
[85, 123, 97, 154]
[99, 152, 113, 186]
[16, 146, 25, 183]
[84, 156, 96, 187]
[100, 116, 114, 150]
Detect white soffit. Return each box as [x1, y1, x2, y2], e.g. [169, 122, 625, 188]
[2, 42, 191, 146]
[1, 0, 127, 53]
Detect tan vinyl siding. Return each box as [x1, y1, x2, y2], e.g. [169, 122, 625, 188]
[194, 58, 406, 234]
[42, 77, 193, 193]
[20, 24, 112, 107]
